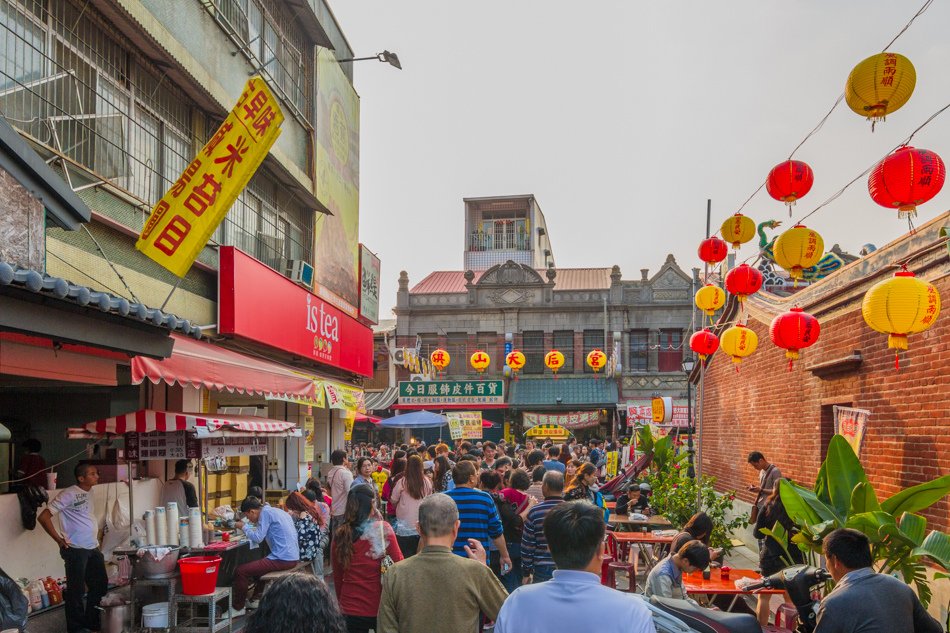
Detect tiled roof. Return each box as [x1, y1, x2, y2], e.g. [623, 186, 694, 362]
[508, 377, 618, 408]
[409, 268, 611, 294]
[0, 261, 203, 338]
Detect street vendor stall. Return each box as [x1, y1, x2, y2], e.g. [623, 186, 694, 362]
[524, 424, 572, 442]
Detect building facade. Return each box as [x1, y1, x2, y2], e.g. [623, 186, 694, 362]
[391, 195, 695, 440]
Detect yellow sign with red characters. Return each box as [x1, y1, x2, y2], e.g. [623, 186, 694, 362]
[136, 77, 284, 276]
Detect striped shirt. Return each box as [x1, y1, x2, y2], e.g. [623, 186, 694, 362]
[521, 497, 564, 573]
[443, 487, 503, 558]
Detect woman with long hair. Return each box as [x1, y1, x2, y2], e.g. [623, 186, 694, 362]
[390, 454, 433, 557]
[331, 484, 403, 633]
[245, 573, 346, 633]
[305, 477, 328, 504]
[563, 459, 583, 489]
[285, 491, 330, 577]
[754, 482, 804, 626]
[563, 462, 608, 521]
[432, 455, 454, 493]
[380, 454, 406, 525]
[557, 443, 572, 467]
[670, 512, 715, 553]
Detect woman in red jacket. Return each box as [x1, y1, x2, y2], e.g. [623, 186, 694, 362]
[331, 484, 403, 633]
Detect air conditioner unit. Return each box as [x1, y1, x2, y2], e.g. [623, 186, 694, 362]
[409, 374, 431, 382]
[392, 348, 406, 364]
[287, 259, 314, 288]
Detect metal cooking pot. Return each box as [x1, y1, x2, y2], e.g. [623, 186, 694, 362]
[135, 545, 181, 578]
[98, 604, 130, 633]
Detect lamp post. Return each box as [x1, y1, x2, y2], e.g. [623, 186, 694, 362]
[681, 355, 696, 480]
[338, 50, 403, 69]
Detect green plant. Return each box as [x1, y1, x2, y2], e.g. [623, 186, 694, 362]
[780, 434, 950, 607]
[636, 426, 747, 553]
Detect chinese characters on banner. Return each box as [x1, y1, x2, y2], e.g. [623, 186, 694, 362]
[834, 406, 870, 458]
[446, 411, 482, 440]
[201, 437, 268, 459]
[343, 411, 356, 442]
[324, 381, 366, 413]
[358, 245, 380, 325]
[606, 451, 618, 478]
[627, 401, 689, 427]
[522, 411, 600, 430]
[136, 77, 284, 276]
[124, 431, 200, 461]
[304, 415, 315, 462]
[398, 380, 504, 406]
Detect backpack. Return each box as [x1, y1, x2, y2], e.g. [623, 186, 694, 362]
[492, 493, 524, 542]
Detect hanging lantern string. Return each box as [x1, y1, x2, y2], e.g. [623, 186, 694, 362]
[730, 0, 935, 216]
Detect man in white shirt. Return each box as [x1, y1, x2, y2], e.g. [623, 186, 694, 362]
[494, 501, 656, 633]
[326, 449, 353, 533]
[38, 463, 107, 633]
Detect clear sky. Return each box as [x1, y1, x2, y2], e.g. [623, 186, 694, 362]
[329, 1, 950, 316]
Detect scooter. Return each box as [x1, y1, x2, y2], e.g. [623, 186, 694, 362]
[648, 565, 832, 633]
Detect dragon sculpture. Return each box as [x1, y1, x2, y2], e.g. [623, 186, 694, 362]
[756, 219, 847, 286]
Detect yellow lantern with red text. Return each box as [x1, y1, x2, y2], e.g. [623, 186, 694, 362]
[544, 350, 565, 374]
[719, 324, 758, 366]
[773, 224, 824, 282]
[470, 350, 491, 373]
[586, 349, 607, 373]
[862, 267, 941, 369]
[505, 350, 526, 374]
[695, 284, 726, 317]
[720, 213, 756, 250]
[430, 348, 450, 372]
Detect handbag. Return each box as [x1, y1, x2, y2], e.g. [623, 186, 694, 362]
[378, 522, 395, 574]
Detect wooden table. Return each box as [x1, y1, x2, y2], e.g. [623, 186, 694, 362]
[607, 513, 673, 530]
[611, 531, 677, 572]
[683, 568, 784, 611]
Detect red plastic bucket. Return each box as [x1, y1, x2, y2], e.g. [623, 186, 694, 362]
[178, 556, 222, 595]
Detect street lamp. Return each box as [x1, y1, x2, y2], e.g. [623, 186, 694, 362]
[681, 355, 696, 480]
[338, 50, 402, 70]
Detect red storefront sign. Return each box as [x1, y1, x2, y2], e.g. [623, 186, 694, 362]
[218, 247, 373, 377]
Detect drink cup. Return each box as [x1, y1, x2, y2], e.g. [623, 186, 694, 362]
[46, 472, 57, 490]
[702, 569, 711, 580]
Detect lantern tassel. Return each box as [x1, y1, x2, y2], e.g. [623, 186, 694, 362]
[895, 352, 900, 371]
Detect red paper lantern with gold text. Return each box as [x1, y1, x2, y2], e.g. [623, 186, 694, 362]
[769, 307, 820, 371]
[868, 146, 945, 223]
[697, 237, 729, 265]
[725, 263, 763, 303]
[689, 328, 720, 362]
[767, 160, 814, 214]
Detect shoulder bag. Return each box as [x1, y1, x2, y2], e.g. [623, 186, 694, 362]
[749, 464, 774, 523]
[379, 521, 395, 574]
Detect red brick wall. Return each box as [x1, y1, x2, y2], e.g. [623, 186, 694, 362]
[699, 274, 950, 531]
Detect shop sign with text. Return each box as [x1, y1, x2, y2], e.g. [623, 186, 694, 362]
[218, 246, 373, 377]
[125, 431, 200, 461]
[201, 436, 268, 458]
[522, 411, 601, 430]
[627, 401, 689, 427]
[398, 380, 504, 405]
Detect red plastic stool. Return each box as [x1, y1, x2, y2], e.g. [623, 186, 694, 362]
[600, 555, 614, 585]
[606, 560, 638, 592]
[774, 604, 799, 631]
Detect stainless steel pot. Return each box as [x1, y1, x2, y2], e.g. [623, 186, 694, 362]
[135, 545, 181, 578]
[98, 604, 130, 633]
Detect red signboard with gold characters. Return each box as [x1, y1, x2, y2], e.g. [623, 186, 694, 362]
[136, 77, 284, 277]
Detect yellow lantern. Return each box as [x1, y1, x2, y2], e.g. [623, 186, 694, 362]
[719, 324, 758, 365]
[586, 349, 607, 373]
[720, 213, 756, 250]
[470, 350, 491, 373]
[773, 224, 824, 282]
[505, 350, 526, 374]
[695, 284, 726, 317]
[544, 350, 565, 374]
[430, 348, 450, 372]
[845, 52, 916, 129]
[862, 268, 940, 369]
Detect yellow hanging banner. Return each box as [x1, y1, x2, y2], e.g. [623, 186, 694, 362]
[136, 77, 284, 277]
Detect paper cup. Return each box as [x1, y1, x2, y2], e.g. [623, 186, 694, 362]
[46, 472, 57, 490]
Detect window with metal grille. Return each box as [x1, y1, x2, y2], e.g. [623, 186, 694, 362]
[629, 330, 649, 372]
[521, 331, 544, 374]
[553, 331, 574, 375]
[583, 330, 605, 373]
[476, 332, 497, 373]
[658, 329, 684, 372]
[446, 332, 468, 377]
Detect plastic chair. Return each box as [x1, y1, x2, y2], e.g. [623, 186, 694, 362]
[604, 532, 637, 592]
[774, 603, 799, 631]
[600, 554, 614, 585]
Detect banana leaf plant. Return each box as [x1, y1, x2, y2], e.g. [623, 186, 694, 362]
[778, 434, 950, 606]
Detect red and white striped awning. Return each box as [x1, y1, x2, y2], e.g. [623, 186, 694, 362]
[81, 409, 299, 437]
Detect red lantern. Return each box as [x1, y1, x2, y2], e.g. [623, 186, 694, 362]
[766, 160, 814, 214]
[725, 264, 763, 303]
[689, 329, 720, 361]
[698, 237, 729, 264]
[769, 307, 820, 371]
[868, 146, 946, 222]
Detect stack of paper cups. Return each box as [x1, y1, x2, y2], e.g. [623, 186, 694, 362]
[178, 518, 190, 548]
[154, 506, 167, 545]
[144, 511, 156, 546]
[166, 503, 180, 546]
[188, 508, 203, 548]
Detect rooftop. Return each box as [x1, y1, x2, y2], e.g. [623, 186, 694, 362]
[410, 268, 612, 294]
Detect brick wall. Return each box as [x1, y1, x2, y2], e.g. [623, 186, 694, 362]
[699, 273, 950, 532]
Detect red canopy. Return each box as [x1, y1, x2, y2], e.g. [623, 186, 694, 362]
[81, 409, 298, 436]
[132, 334, 316, 401]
